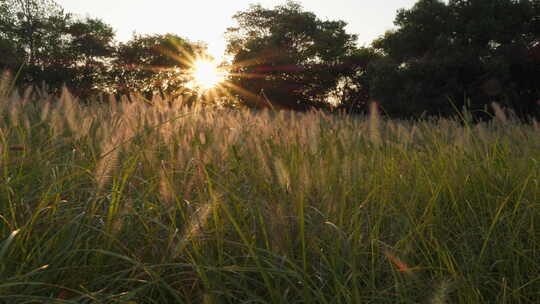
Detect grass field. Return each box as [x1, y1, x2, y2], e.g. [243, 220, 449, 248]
[0, 84, 539, 303]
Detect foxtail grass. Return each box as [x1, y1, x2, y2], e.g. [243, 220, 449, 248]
[0, 79, 538, 303]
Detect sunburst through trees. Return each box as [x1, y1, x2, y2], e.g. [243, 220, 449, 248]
[189, 59, 227, 90]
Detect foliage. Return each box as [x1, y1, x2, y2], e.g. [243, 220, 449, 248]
[0, 1, 22, 69]
[226, 1, 360, 110]
[0, 0, 116, 97]
[370, 0, 540, 117]
[64, 17, 115, 97]
[334, 47, 382, 113]
[0, 83, 538, 302]
[109, 33, 203, 98]
[0, 0, 210, 99]
[1, 0, 67, 67]
[2, 0, 540, 115]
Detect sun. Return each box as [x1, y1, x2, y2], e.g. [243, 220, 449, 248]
[190, 59, 227, 90]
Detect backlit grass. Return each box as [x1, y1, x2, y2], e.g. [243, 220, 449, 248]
[0, 83, 539, 303]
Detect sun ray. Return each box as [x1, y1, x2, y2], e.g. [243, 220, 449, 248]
[221, 81, 268, 107]
[189, 58, 228, 90]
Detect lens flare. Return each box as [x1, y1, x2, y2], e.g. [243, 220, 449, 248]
[190, 59, 227, 90]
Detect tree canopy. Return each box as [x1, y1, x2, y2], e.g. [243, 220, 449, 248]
[369, 0, 540, 117]
[226, 1, 362, 110]
[0, 0, 116, 96]
[1, 0, 539, 117]
[109, 33, 203, 98]
[0, 0, 204, 98]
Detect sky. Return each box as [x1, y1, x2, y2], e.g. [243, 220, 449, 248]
[55, 0, 418, 59]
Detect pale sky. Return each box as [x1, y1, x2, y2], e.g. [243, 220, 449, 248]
[55, 0, 418, 58]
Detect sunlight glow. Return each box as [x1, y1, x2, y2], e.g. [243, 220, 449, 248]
[190, 59, 227, 90]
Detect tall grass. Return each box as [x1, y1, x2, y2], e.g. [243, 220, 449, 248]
[0, 79, 538, 303]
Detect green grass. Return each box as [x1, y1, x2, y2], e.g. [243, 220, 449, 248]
[0, 86, 538, 303]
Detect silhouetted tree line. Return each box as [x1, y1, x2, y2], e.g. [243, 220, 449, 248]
[1, 0, 539, 117]
[0, 0, 203, 98]
[369, 0, 540, 117]
[227, 0, 540, 117]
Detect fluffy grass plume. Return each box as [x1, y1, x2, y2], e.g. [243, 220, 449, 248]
[0, 80, 539, 303]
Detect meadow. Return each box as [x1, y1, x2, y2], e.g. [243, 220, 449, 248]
[0, 82, 539, 303]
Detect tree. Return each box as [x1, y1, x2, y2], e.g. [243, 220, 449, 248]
[109, 33, 203, 98]
[226, 1, 359, 110]
[371, 0, 540, 117]
[334, 47, 382, 113]
[66, 17, 115, 97]
[0, 1, 21, 70]
[5, 0, 67, 66]
[0, 0, 73, 89]
[0, 0, 116, 96]
[1, 0, 209, 99]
